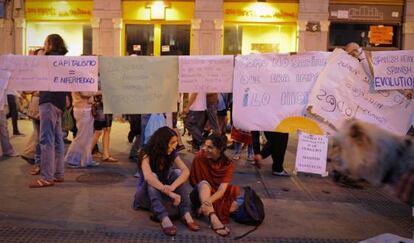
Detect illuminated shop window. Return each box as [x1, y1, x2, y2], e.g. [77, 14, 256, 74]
[224, 23, 297, 55]
[161, 25, 190, 56]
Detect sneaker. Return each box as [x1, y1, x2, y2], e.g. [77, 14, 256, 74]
[67, 163, 81, 169]
[86, 161, 100, 167]
[272, 170, 290, 177]
[247, 155, 254, 161]
[232, 154, 241, 160]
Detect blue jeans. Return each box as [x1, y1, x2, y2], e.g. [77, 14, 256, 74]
[134, 169, 191, 221]
[185, 110, 206, 149]
[233, 141, 254, 158]
[39, 103, 64, 180]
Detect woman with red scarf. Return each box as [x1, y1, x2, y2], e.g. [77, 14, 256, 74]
[190, 134, 241, 237]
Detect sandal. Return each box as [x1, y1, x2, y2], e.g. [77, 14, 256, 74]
[29, 179, 54, 188]
[181, 218, 200, 231]
[102, 156, 118, 162]
[30, 165, 40, 175]
[208, 212, 230, 237]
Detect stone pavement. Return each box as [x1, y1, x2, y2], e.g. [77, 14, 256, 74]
[0, 120, 412, 242]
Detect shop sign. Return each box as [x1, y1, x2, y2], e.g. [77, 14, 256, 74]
[369, 25, 393, 45]
[25, 1, 93, 21]
[224, 2, 298, 23]
[329, 4, 402, 23]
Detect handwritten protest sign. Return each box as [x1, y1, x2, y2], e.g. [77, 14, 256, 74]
[308, 49, 414, 135]
[232, 52, 330, 132]
[0, 55, 49, 91]
[372, 50, 414, 91]
[178, 55, 234, 92]
[48, 56, 98, 91]
[295, 131, 328, 176]
[99, 56, 178, 114]
[0, 55, 98, 91]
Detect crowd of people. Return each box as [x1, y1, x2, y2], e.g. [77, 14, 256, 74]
[0, 34, 413, 237]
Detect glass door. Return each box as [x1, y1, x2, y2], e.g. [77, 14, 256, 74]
[125, 24, 154, 56]
[160, 25, 190, 56]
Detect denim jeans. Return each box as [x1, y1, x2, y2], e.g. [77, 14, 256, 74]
[185, 110, 206, 149]
[206, 103, 220, 135]
[134, 169, 191, 221]
[233, 142, 254, 158]
[39, 103, 64, 180]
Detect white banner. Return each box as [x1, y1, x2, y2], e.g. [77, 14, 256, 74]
[0, 55, 49, 91]
[0, 55, 98, 91]
[295, 131, 328, 176]
[232, 52, 330, 131]
[308, 49, 414, 136]
[372, 50, 414, 91]
[178, 55, 234, 92]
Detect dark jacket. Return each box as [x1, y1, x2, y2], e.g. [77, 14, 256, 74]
[39, 50, 67, 111]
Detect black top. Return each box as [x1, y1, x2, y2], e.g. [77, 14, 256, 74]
[39, 51, 67, 111]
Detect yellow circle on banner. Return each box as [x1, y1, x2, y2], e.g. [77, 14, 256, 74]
[275, 116, 324, 135]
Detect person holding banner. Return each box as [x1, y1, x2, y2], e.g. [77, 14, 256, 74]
[29, 34, 68, 188]
[183, 93, 207, 153]
[65, 91, 99, 168]
[133, 126, 199, 236]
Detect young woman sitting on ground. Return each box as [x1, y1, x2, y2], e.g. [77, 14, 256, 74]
[189, 134, 241, 237]
[133, 126, 200, 236]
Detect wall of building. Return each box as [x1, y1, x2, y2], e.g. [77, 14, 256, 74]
[1, 0, 413, 55]
[403, 0, 414, 49]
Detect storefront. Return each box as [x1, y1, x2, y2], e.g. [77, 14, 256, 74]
[25, 0, 93, 55]
[223, 1, 298, 55]
[122, 1, 194, 56]
[328, 0, 404, 50]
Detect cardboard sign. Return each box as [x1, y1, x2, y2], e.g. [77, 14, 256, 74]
[232, 52, 330, 132]
[308, 49, 414, 135]
[371, 50, 414, 91]
[0, 55, 98, 92]
[99, 56, 178, 114]
[179, 55, 234, 92]
[369, 26, 393, 45]
[295, 131, 328, 176]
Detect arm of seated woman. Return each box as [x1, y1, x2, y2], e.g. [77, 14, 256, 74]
[168, 156, 190, 192]
[141, 156, 166, 192]
[208, 182, 229, 204]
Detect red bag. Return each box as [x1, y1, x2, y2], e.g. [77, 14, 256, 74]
[231, 127, 252, 145]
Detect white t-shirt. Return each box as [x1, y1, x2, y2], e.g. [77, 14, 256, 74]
[189, 93, 206, 111]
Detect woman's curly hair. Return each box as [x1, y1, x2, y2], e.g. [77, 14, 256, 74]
[138, 126, 178, 174]
[44, 34, 68, 55]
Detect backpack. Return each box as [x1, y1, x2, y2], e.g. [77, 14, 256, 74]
[232, 186, 265, 239]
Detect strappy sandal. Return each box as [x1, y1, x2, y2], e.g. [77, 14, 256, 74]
[208, 212, 230, 237]
[29, 179, 54, 188]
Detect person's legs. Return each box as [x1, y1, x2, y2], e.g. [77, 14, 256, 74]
[197, 181, 229, 236]
[185, 111, 206, 150]
[265, 132, 289, 173]
[206, 104, 220, 135]
[39, 103, 57, 181]
[232, 141, 242, 160]
[7, 94, 21, 135]
[0, 111, 15, 155]
[53, 106, 64, 179]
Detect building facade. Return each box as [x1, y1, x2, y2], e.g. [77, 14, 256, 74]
[0, 0, 412, 56]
